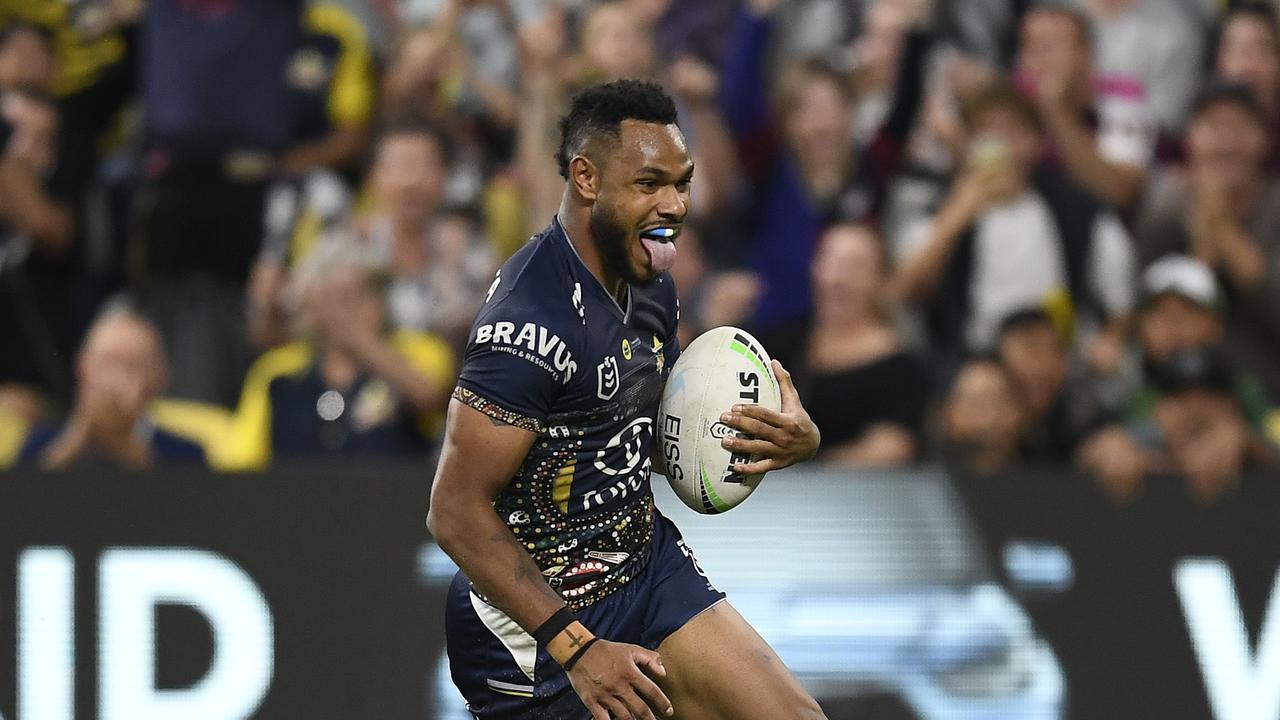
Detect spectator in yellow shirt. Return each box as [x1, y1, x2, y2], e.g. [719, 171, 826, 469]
[226, 241, 454, 470]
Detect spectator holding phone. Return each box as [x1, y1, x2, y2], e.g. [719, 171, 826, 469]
[894, 83, 1135, 373]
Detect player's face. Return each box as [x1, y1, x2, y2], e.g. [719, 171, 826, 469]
[591, 119, 693, 284]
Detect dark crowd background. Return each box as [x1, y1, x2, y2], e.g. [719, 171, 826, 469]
[0, 0, 1277, 510]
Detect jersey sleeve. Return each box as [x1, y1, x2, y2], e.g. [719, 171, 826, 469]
[454, 297, 579, 434]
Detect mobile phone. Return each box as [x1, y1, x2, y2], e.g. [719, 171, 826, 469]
[967, 135, 1009, 172]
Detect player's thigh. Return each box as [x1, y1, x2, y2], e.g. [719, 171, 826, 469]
[655, 601, 826, 720]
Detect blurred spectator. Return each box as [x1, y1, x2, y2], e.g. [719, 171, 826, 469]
[767, 0, 859, 62]
[3, 0, 140, 214]
[716, 0, 931, 333]
[279, 1, 376, 177]
[248, 169, 353, 350]
[0, 19, 108, 414]
[571, 0, 656, 86]
[1136, 84, 1280, 399]
[0, 82, 80, 409]
[18, 302, 205, 469]
[1213, 2, 1280, 156]
[0, 22, 54, 93]
[0, 89, 67, 251]
[938, 0, 1024, 67]
[354, 121, 494, 349]
[226, 242, 454, 469]
[133, 0, 308, 407]
[664, 53, 763, 328]
[5, 0, 1280, 484]
[515, 0, 664, 233]
[764, 223, 929, 467]
[848, 0, 940, 145]
[989, 304, 1149, 503]
[894, 83, 1135, 369]
[250, 120, 495, 353]
[1126, 254, 1273, 432]
[512, 2, 572, 234]
[757, 220, 931, 466]
[0, 384, 42, 429]
[1015, 5, 1152, 210]
[667, 222, 761, 349]
[1135, 255, 1225, 364]
[0, 1, 137, 99]
[938, 356, 1025, 476]
[995, 307, 1108, 463]
[384, 0, 520, 136]
[1077, 0, 1203, 132]
[134, 0, 373, 407]
[1134, 346, 1278, 505]
[667, 54, 744, 221]
[652, 0, 737, 68]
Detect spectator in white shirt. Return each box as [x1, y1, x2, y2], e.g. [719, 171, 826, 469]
[894, 83, 1135, 371]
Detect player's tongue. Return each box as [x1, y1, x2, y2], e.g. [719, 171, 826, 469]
[639, 229, 677, 272]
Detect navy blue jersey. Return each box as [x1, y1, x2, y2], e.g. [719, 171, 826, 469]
[454, 218, 680, 610]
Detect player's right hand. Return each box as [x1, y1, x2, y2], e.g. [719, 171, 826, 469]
[566, 639, 674, 719]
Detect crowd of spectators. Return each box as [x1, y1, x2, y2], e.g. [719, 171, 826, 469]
[1, 0, 1278, 506]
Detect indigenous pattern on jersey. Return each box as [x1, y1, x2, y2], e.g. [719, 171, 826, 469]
[455, 217, 680, 610]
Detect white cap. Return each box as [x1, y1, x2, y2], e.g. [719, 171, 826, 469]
[1141, 254, 1220, 313]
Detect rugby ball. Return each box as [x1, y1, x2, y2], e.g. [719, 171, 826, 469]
[657, 326, 781, 514]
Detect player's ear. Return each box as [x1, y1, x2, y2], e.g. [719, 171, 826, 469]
[569, 155, 600, 202]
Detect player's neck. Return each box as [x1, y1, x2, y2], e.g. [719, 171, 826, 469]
[557, 208, 627, 305]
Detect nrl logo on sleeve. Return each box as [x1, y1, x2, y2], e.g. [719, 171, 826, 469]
[475, 321, 578, 383]
[596, 355, 620, 400]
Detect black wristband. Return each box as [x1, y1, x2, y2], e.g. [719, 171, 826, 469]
[532, 607, 577, 648]
[561, 636, 601, 671]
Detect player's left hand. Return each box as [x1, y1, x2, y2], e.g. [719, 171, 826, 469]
[719, 360, 820, 474]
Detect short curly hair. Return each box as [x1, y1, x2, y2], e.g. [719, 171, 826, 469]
[556, 79, 679, 179]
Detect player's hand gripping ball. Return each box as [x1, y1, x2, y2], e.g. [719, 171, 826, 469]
[658, 326, 819, 513]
